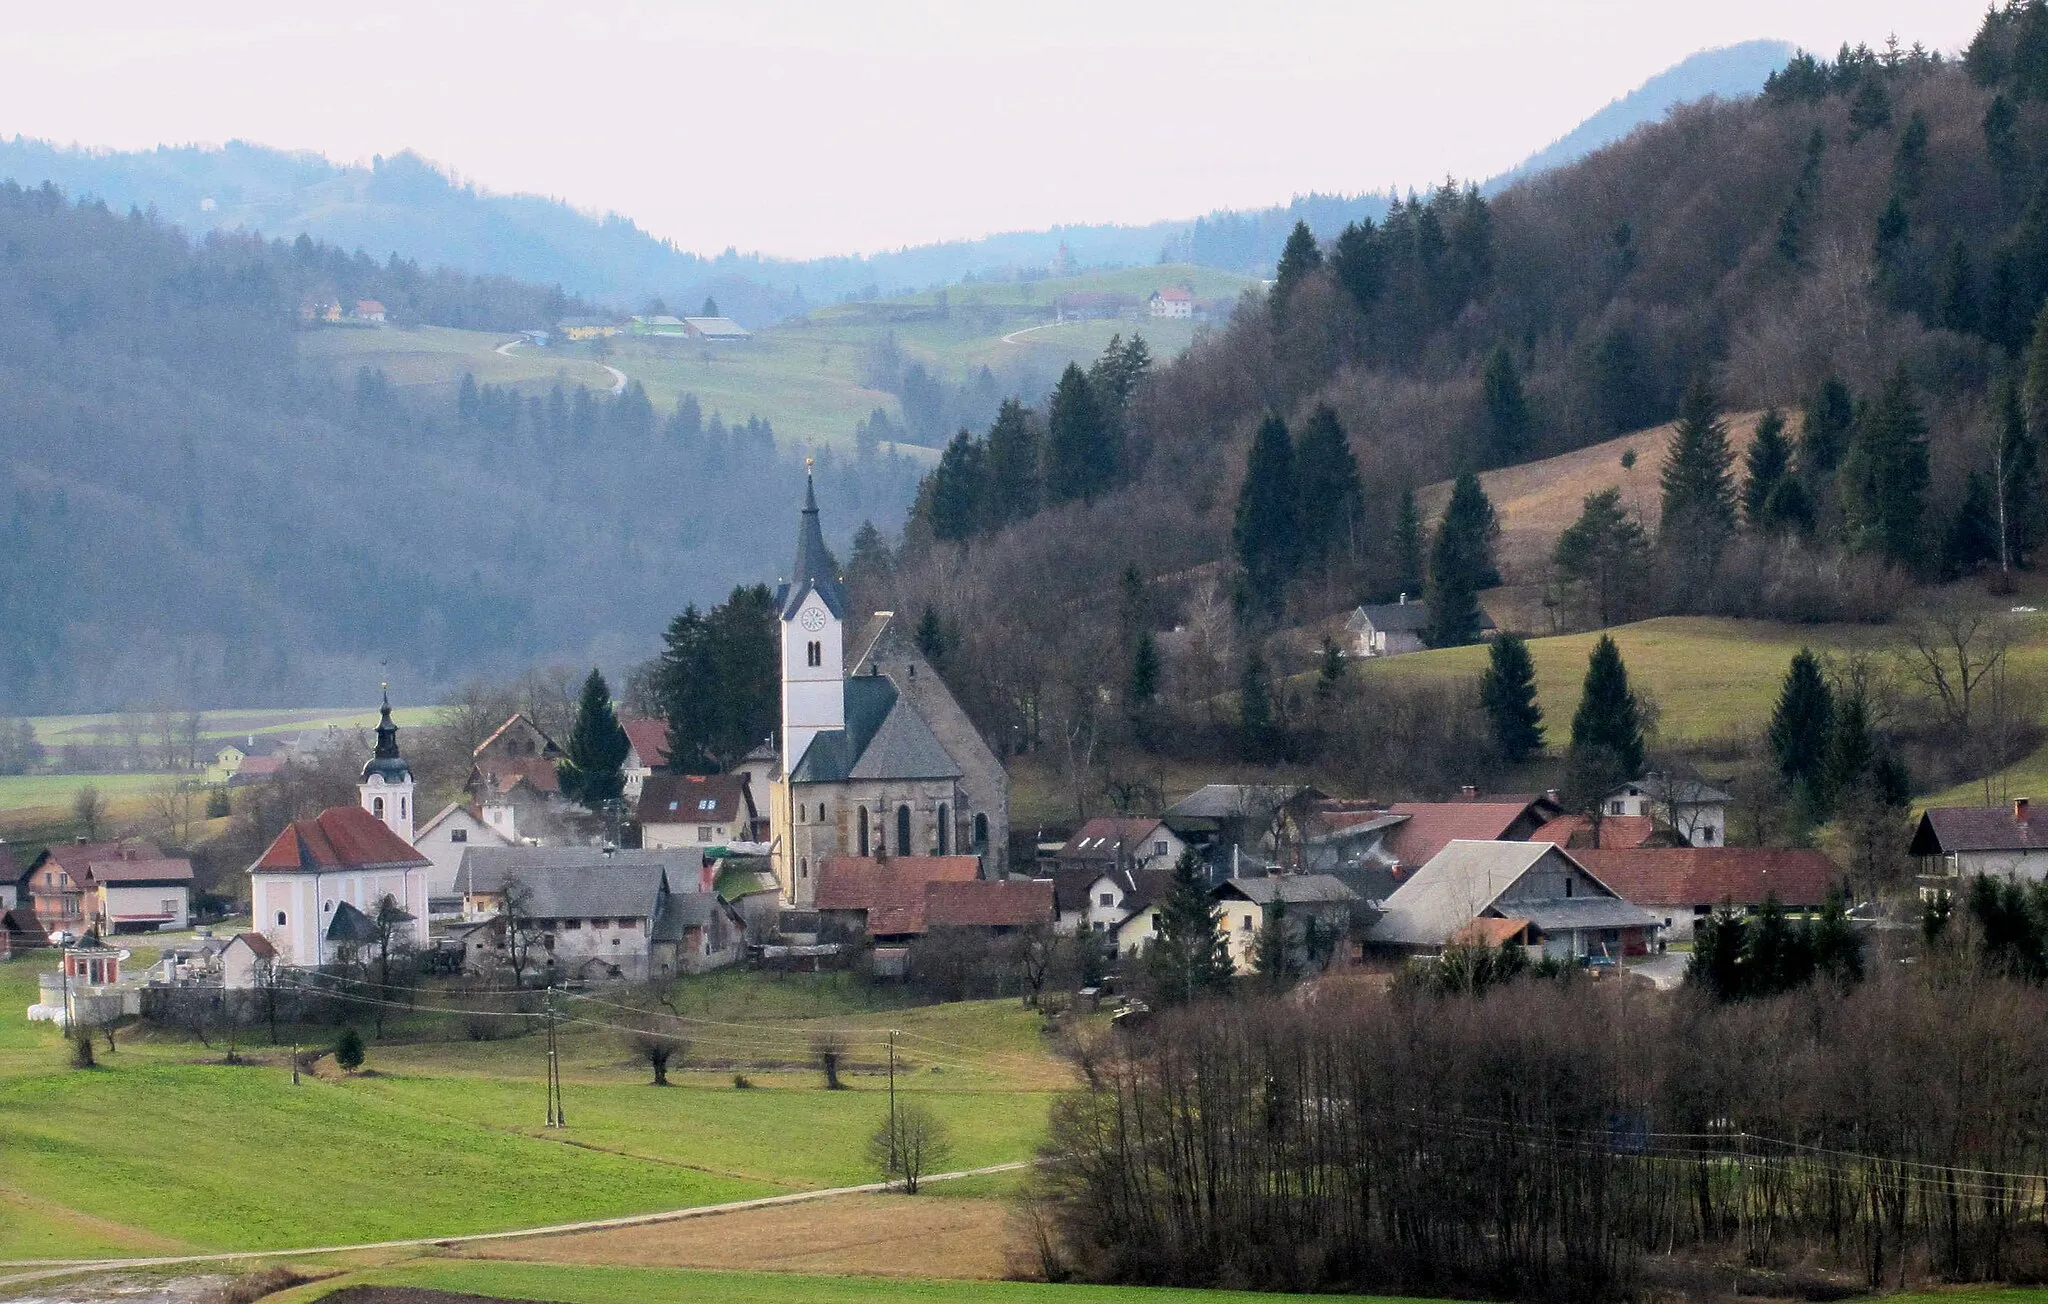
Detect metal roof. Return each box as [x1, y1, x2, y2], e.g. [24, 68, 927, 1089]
[1369, 840, 1561, 947]
[1216, 874, 1360, 906]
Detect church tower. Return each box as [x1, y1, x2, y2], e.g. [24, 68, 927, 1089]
[359, 685, 416, 844]
[777, 465, 846, 778]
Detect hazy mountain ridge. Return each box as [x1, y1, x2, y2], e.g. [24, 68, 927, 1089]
[0, 43, 1789, 323]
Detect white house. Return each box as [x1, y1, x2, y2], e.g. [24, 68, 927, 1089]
[640, 773, 757, 855]
[1148, 287, 1194, 319]
[1604, 777, 1731, 847]
[413, 802, 514, 910]
[620, 718, 670, 802]
[220, 932, 277, 990]
[83, 858, 193, 933]
[245, 697, 432, 967]
[1367, 840, 1660, 961]
[1911, 800, 2048, 884]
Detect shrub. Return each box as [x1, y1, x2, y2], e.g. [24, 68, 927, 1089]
[334, 1027, 365, 1074]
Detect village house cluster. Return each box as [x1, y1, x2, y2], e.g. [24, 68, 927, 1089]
[10, 479, 2048, 1018]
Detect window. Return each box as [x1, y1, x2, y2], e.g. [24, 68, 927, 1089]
[563, 919, 582, 930]
[162, 899, 175, 915]
[858, 807, 870, 857]
[1607, 800, 1625, 815]
[1154, 841, 1168, 856]
[807, 640, 822, 667]
[400, 798, 407, 819]
[1565, 879, 1575, 898]
[1098, 892, 1115, 907]
[276, 911, 287, 927]
[698, 798, 717, 811]
[937, 803, 950, 855]
[1243, 915, 1254, 931]
[973, 813, 988, 848]
[697, 826, 713, 841]
[897, 805, 912, 855]
[800, 857, 808, 878]
[451, 829, 468, 843]
[591, 919, 610, 929]
[373, 797, 385, 817]
[323, 900, 333, 912]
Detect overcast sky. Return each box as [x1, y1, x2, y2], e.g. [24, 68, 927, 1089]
[0, 1, 1992, 259]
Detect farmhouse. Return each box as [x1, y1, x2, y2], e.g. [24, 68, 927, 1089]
[1368, 840, 1659, 960]
[640, 773, 757, 855]
[1164, 784, 1322, 876]
[683, 316, 751, 340]
[19, 840, 165, 938]
[1910, 800, 2048, 884]
[1324, 791, 1566, 874]
[1148, 287, 1194, 319]
[555, 317, 621, 340]
[468, 713, 571, 843]
[412, 802, 514, 911]
[1530, 812, 1663, 850]
[353, 300, 386, 324]
[628, 314, 688, 336]
[1572, 847, 1841, 941]
[454, 848, 737, 979]
[620, 717, 670, 801]
[1213, 874, 1360, 973]
[1055, 817, 1185, 878]
[1345, 597, 1494, 658]
[773, 474, 1010, 903]
[1604, 777, 1732, 847]
[81, 856, 193, 933]
[0, 905, 47, 959]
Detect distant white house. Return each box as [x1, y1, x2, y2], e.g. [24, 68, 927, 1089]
[1605, 777, 1731, 847]
[413, 802, 514, 911]
[1148, 287, 1194, 319]
[1346, 597, 1496, 658]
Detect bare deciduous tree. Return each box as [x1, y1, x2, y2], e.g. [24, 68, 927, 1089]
[1897, 605, 2011, 734]
[869, 1101, 954, 1194]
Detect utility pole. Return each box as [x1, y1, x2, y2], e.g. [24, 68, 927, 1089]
[887, 1029, 898, 1175]
[544, 985, 564, 1127]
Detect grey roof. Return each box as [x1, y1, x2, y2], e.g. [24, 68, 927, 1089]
[1348, 601, 1495, 635]
[684, 316, 752, 338]
[775, 475, 847, 620]
[456, 848, 690, 920]
[790, 673, 960, 784]
[1370, 840, 1562, 947]
[1305, 812, 1408, 846]
[653, 891, 737, 942]
[1166, 784, 1310, 822]
[325, 900, 381, 944]
[1615, 776, 1733, 805]
[1515, 898, 1662, 932]
[1217, 874, 1360, 906]
[1911, 806, 2048, 855]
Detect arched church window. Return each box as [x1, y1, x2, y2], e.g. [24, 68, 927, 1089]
[858, 807, 870, 857]
[896, 805, 912, 856]
[973, 813, 989, 848]
[276, 911, 287, 927]
[937, 804, 950, 855]
[373, 797, 385, 817]
[400, 797, 407, 819]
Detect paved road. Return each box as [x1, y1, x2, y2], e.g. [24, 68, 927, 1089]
[999, 320, 1065, 346]
[494, 337, 627, 396]
[0, 1162, 1031, 1287]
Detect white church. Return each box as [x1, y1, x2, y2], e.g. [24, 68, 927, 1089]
[769, 472, 1010, 906]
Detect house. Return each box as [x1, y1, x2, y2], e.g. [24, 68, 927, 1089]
[1346, 597, 1494, 658]
[210, 734, 287, 782]
[620, 717, 670, 801]
[454, 847, 726, 980]
[772, 474, 1010, 903]
[640, 774, 757, 856]
[1148, 287, 1194, 319]
[814, 854, 981, 939]
[1572, 847, 1842, 941]
[683, 316, 751, 340]
[628, 314, 689, 336]
[659, 891, 749, 971]
[1055, 817, 1185, 878]
[469, 713, 571, 842]
[1529, 812, 1663, 850]
[353, 300, 387, 324]
[0, 905, 47, 960]
[1910, 799, 2048, 886]
[226, 754, 288, 786]
[1604, 777, 1732, 847]
[412, 802, 514, 912]
[1330, 791, 1566, 874]
[248, 704, 431, 968]
[220, 932, 277, 990]
[556, 317, 622, 340]
[81, 856, 193, 933]
[1368, 840, 1660, 961]
[0, 843, 18, 909]
[1052, 864, 1174, 937]
[1212, 874, 1361, 973]
[1163, 784, 1323, 876]
[20, 840, 164, 939]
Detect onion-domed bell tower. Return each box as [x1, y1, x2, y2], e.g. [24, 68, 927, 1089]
[359, 684, 416, 843]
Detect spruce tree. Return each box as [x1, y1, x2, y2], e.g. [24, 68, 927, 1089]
[1995, 373, 2040, 570]
[560, 668, 631, 807]
[1801, 376, 1856, 482]
[1480, 633, 1545, 763]
[1570, 635, 1644, 781]
[1147, 849, 1235, 1005]
[1426, 472, 1500, 648]
[981, 398, 1042, 527]
[1554, 487, 1648, 627]
[1939, 240, 1980, 335]
[1823, 689, 1879, 814]
[1272, 221, 1322, 324]
[1315, 636, 1346, 702]
[1393, 487, 1425, 599]
[1840, 366, 1929, 565]
[927, 430, 986, 542]
[1946, 472, 2002, 576]
[1291, 406, 1364, 568]
[1128, 631, 1161, 718]
[1762, 475, 1815, 535]
[1768, 649, 1835, 809]
[1044, 364, 1113, 504]
[1329, 218, 1384, 312]
[1239, 644, 1275, 760]
[1660, 374, 1737, 534]
[1742, 409, 1793, 527]
[1480, 344, 1534, 466]
[915, 605, 949, 666]
[1233, 415, 1299, 615]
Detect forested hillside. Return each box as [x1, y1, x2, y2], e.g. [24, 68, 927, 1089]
[0, 184, 920, 713]
[876, 22, 2048, 797]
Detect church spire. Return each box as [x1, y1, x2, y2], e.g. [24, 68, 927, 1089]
[784, 459, 846, 618]
[362, 683, 412, 783]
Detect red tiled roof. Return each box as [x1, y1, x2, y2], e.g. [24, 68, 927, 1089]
[1155, 287, 1194, 301]
[38, 840, 162, 875]
[1383, 802, 1537, 867]
[1571, 848, 1841, 910]
[84, 858, 194, 885]
[925, 879, 1054, 929]
[476, 756, 561, 795]
[231, 932, 277, 958]
[235, 754, 287, 778]
[1452, 916, 1530, 947]
[814, 855, 980, 911]
[621, 717, 670, 768]
[641, 773, 749, 825]
[252, 806, 431, 874]
[1530, 814, 1659, 850]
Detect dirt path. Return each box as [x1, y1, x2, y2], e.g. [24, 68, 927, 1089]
[0, 1163, 1031, 1289]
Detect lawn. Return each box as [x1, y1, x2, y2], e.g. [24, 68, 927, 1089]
[0, 967, 1062, 1261]
[281, 1260, 1427, 1304]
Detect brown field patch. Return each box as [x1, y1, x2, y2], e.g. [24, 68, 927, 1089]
[466, 1193, 1015, 1280]
[1417, 413, 1766, 588]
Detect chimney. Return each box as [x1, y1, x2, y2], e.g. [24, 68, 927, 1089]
[1460, 784, 1478, 801]
[1544, 788, 1560, 804]
[1398, 592, 1407, 606]
[2018, 798, 2031, 823]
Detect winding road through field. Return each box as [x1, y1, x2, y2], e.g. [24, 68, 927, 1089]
[495, 337, 629, 395]
[0, 1162, 1032, 1287]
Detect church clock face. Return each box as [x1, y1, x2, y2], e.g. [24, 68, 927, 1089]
[799, 606, 827, 632]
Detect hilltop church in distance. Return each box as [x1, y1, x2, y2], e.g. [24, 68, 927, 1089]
[770, 473, 1009, 906]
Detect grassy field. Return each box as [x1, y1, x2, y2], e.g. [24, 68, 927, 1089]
[25, 705, 438, 750]
[301, 265, 1253, 456]
[277, 1259, 1428, 1304]
[0, 955, 1063, 1262]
